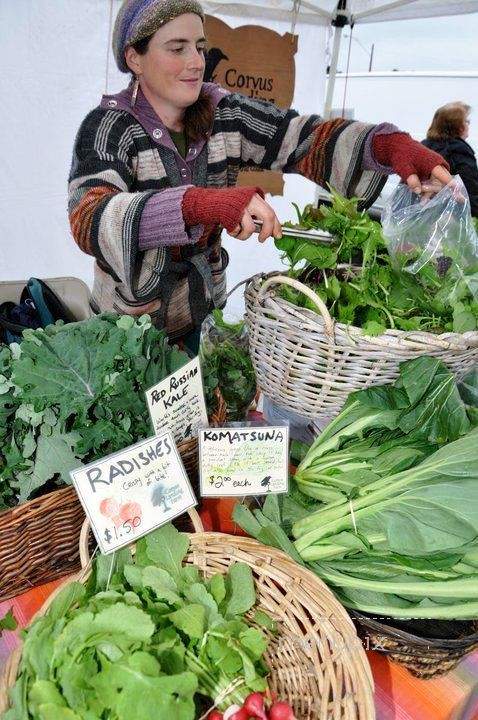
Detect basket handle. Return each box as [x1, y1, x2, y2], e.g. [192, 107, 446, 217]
[257, 274, 335, 339]
[79, 508, 205, 570]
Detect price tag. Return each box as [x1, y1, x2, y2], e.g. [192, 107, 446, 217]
[70, 432, 197, 554]
[199, 426, 289, 497]
[145, 357, 208, 444]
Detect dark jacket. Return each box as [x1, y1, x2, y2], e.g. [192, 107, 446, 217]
[422, 136, 478, 216]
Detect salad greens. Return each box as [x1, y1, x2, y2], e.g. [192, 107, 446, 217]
[0, 314, 193, 509]
[200, 310, 256, 422]
[234, 357, 478, 620]
[5, 524, 271, 719]
[275, 191, 478, 335]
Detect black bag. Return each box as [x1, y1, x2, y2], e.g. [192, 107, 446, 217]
[0, 278, 76, 344]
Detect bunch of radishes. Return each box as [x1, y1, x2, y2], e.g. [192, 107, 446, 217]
[207, 692, 296, 720]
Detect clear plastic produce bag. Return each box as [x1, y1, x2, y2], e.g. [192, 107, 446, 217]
[382, 176, 478, 297]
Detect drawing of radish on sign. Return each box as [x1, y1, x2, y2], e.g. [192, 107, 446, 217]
[99, 498, 143, 527]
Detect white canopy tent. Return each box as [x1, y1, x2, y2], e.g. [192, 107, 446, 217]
[203, 1, 478, 116]
[203, 1, 478, 23]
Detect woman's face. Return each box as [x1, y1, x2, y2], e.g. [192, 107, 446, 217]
[126, 14, 206, 109]
[462, 115, 471, 140]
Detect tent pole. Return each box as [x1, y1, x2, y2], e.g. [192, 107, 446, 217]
[323, 0, 349, 119]
[317, 2, 348, 205]
[323, 23, 343, 119]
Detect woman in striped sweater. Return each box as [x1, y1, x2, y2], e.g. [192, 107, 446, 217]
[68, 0, 451, 351]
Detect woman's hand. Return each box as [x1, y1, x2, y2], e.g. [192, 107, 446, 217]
[406, 164, 453, 196]
[230, 193, 282, 242]
[182, 185, 281, 240]
[373, 132, 452, 195]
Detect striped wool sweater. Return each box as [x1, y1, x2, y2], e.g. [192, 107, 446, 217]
[68, 82, 387, 338]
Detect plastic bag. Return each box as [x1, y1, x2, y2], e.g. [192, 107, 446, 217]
[382, 176, 478, 297]
[199, 309, 257, 421]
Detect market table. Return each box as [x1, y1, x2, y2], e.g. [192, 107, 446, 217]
[1, 578, 477, 719]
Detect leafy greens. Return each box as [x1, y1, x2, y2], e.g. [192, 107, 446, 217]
[275, 191, 478, 335]
[0, 314, 196, 509]
[233, 357, 478, 619]
[5, 523, 271, 719]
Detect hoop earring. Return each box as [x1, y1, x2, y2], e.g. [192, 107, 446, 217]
[131, 77, 140, 107]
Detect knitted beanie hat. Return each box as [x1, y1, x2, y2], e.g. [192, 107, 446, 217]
[113, 0, 205, 73]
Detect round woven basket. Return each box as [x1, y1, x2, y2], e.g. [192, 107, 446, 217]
[244, 273, 478, 419]
[350, 611, 478, 679]
[1, 517, 375, 720]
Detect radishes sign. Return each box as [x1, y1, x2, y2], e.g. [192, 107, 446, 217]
[70, 432, 196, 554]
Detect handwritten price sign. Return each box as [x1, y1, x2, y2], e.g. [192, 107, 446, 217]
[70, 432, 196, 554]
[199, 426, 289, 497]
[145, 357, 208, 444]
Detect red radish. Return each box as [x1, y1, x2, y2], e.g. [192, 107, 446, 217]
[227, 709, 249, 720]
[99, 497, 119, 518]
[207, 711, 223, 720]
[243, 692, 267, 719]
[118, 501, 142, 522]
[269, 701, 296, 720]
[263, 688, 277, 705]
[223, 707, 242, 720]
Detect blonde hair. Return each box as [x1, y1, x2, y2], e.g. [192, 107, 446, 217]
[427, 102, 471, 140]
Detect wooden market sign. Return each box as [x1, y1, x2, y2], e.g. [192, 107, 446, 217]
[204, 15, 298, 196]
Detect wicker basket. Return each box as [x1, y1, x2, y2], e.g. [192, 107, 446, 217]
[350, 611, 478, 679]
[0, 390, 226, 603]
[245, 273, 478, 419]
[1, 518, 375, 720]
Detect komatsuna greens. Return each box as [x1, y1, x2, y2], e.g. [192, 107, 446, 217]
[233, 357, 478, 620]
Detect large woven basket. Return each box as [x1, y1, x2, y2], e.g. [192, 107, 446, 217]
[1, 517, 375, 720]
[0, 390, 226, 603]
[245, 273, 478, 419]
[350, 611, 478, 679]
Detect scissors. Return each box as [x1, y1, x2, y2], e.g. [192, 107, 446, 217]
[253, 219, 334, 244]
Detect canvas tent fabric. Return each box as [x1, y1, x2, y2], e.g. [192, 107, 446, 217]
[203, 1, 478, 24]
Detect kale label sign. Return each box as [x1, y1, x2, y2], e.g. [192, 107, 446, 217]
[145, 357, 208, 444]
[70, 432, 196, 554]
[199, 426, 289, 497]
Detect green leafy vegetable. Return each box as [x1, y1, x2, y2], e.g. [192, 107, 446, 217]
[0, 608, 17, 634]
[234, 358, 478, 620]
[0, 314, 218, 509]
[293, 356, 471, 504]
[200, 310, 256, 422]
[275, 191, 478, 336]
[6, 524, 273, 718]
